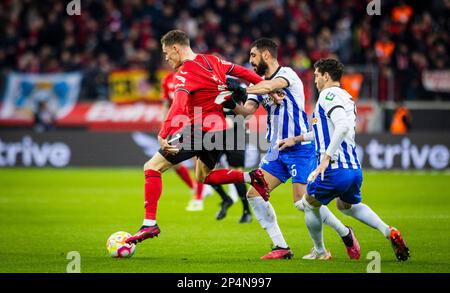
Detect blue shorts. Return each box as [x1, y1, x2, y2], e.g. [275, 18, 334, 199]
[259, 143, 316, 184]
[307, 168, 363, 205]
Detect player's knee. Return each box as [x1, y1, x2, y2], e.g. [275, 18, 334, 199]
[336, 199, 352, 212]
[292, 183, 306, 204]
[144, 155, 170, 173]
[302, 194, 321, 210]
[246, 186, 260, 199]
[143, 161, 155, 171]
[197, 168, 210, 183]
[197, 172, 207, 183]
[294, 195, 305, 212]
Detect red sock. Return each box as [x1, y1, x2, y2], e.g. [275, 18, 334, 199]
[195, 182, 204, 200]
[175, 164, 194, 189]
[144, 169, 162, 220]
[204, 169, 244, 185]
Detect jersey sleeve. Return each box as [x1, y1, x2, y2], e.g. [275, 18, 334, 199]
[319, 89, 344, 118]
[247, 94, 265, 104]
[274, 67, 298, 88]
[173, 65, 196, 93]
[325, 106, 350, 157]
[213, 55, 235, 75]
[228, 64, 263, 85]
[211, 55, 262, 85]
[159, 89, 189, 139]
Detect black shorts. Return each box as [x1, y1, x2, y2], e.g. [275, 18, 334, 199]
[223, 121, 246, 167]
[223, 149, 245, 167]
[159, 129, 227, 170]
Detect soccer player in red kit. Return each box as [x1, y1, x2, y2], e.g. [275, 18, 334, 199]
[126, 30, 269, 244]
[160, 71, 206, 212]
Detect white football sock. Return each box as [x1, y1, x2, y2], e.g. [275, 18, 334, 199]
[302, 197, 327, 255]
[295, 200, 349, 237]
[143, 219, 156, 227]
[227, 184, 239, 203]
[243, 172, 251, 183]
[248, 197, 288, 248]
[340, 203, 390, 238]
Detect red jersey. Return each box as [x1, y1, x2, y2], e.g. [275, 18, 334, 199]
[159, 54, 262, 139]
[161, 71, 175, 106]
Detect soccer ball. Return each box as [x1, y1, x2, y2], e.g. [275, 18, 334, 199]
[106, 231, 136, 258]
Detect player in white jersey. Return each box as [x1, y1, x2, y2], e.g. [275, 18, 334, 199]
[295, 58, 410, 261]
[225, 39, 360, 260]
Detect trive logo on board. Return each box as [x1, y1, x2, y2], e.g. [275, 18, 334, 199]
[0, 136, 71, 167]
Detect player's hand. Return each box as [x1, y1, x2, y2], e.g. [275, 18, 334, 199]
[307, 156, 330, 183]
[231, 90, 247, 103]
[222, 95, 237, 109]
[158, 136, 180, 155]
[278, 137, 297, 151]
[227, 79, 247, 101]
[269, 90, 285, 105]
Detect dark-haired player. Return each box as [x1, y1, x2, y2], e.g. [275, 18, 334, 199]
[297, 58, 410, 261]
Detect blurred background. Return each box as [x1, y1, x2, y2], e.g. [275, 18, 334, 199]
[0, 0, 449, 170]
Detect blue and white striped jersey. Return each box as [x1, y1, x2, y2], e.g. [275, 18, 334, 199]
[312, 86, 361, 169]
[248, 66, 310, 147]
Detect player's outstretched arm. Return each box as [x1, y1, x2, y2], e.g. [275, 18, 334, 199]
[228, 63, 263, 85]
[246, 77, 288, 95]
[278, 131, 315, 151]
[232, 100, 259, 117]
[159, 89, 189, 140]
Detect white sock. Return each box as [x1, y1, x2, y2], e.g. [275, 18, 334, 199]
[302, 197, 326, 254]
[340, 203, 390, 238]
[228, 184, 239, 203]
[243, 172, 251, 183]
[295, 200, 349, 237]
[248, 197, 288, 248]
[143, 219, 156, 226]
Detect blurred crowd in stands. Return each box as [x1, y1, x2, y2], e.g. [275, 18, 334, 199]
[0, 0, 449, 101]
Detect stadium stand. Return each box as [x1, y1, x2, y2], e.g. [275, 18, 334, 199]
[0, 0, 448, 102]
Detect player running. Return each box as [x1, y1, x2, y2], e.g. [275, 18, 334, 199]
[126, 30, 269, 245]
[226, 38, 360, 260]
[160, 70, 206, 212]
[297, 58, 410, 261]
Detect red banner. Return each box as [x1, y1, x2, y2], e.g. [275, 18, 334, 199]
[1, 101, 375, 133]
[58, 102, 163, 131]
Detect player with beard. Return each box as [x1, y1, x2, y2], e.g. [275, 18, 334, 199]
[225, 38, 360, 260]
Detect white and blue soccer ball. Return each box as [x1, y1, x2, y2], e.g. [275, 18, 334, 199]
[106, 231, 136, 258]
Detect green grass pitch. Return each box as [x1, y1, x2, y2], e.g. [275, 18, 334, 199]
[1, 168, 449, 273]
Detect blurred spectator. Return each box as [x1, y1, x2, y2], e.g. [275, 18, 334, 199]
[0, 0, 447, 101]
[391, 1, 413, 24]
[375, 33, 395, 65]
[390, 102, 412, 135]
[393, 43, 411, 101]
[292, 50, 311, 72]
[33, 100, 55, 132]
